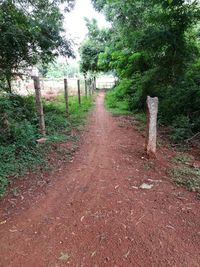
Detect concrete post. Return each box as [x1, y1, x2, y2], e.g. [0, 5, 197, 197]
[64, 78, 69, 114]
[33, 77, 46, 136]
[146, 96, 158, 157]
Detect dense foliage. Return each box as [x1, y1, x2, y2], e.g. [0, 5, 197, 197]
[0, 0, 86, 195]
[79, 18, 110, 76]
[0, 94, 93, 196]
[88, 0, 200, 141]
[0, 0, 75, 91]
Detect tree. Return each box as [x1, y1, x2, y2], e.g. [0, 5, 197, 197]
[45, 61, 80, 79]
[0, 0, 75, 92]
[91, 0, 200, 139]
[79, 18, 110, 76]
[91, 0, 200, 92]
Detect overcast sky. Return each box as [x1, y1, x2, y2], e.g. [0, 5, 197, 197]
[64, 0, 108, 47]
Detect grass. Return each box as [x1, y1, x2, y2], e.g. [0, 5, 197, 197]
[105, 90, 147, 134]
[133, 112, 146, 133]
[168, 166, 200, 192]
[168, 152, 200, 193]
[0, 94, 93, 196]
[104, 91, 132, 116]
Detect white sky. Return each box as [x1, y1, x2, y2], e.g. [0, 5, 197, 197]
[64, 0, 108, 48]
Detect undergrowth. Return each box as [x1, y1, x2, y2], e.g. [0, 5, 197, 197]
[105, 75, 200, 143]
[0, 93, 93, 196]
[168, 153, 200, 193]
[106, 88, 200, 194]
[105, 90, 146, 132]
[105, 90, 131, 116]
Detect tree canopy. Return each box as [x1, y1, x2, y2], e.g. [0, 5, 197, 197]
[85, 0, 200, 141]
[79, 18, 110, 76]
[0, 0, 75, 91]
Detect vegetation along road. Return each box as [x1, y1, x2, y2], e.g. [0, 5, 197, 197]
[0, 92, 200, 267]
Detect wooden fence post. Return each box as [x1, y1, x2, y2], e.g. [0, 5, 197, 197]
[33, 76, 46, 136]
[92, 78, 94, 93]
[94, 76, 96, 91]
[146, 96, 158, 157]
[77, 79, 81, 105]
[64, 78, 69, 114]
[88, 79, 91, 96]
[84, 78, 88, 97]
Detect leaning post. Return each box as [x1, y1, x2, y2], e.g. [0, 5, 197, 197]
[64, 78, 69, 114]
[146, 96, 158, 157]
[33, 76, 46, 136]
[77, 79, 81, 105]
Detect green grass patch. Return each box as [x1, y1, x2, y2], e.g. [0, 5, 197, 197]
[0, 94, 93, 196]
[105, 90, 147, 133]
[168, 166, 200, 193]
[105, 90, 131, 116]
[168, 153, 200, 193]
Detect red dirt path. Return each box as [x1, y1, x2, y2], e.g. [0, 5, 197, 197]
[0, 92, 200, 267]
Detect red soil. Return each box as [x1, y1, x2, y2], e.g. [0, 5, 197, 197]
[0, 92, 200, 267]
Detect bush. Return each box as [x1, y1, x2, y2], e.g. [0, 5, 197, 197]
[10, 120, 37, 149]
[105, 91, 118, 108]
[108, 66, 200, 142]
[105, 88, 130, 116]
[0, 94, 37, 144]
[170, 115, 193, 143]
[114, 79, 133, 100]
[0, 93, 93, 196]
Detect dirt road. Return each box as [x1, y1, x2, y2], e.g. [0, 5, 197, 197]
[0, 92, 200, 267]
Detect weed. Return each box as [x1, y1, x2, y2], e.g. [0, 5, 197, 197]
[134, 113, 146, 123]
[172, 153, 194, 164]
[12, 187, 20, 197]
[0, 94, 93, 196]
[168, 152, 200, 193]
[105, 91, 131, 116]
[170, 115, 193, 143]
[132, 112, 146, 134]
[168, 166, 200, 192]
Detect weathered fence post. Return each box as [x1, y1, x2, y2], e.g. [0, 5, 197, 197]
[64, 78, 69, 114]
[94, 76, 96, 91]
[88, 79, 91, 96]
[77, 79, 81, 105]
[84, 77, 88, 97]
[146, 96, 158, 157]
[92, 78, 95, 94]
[33, 76, 46, 136]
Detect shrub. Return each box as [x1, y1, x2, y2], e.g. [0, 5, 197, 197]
[0, 93, 93, 196]
[170, 115, 193, 143]
[105, 91, 118, 108]
[10, 120, 37, 149]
